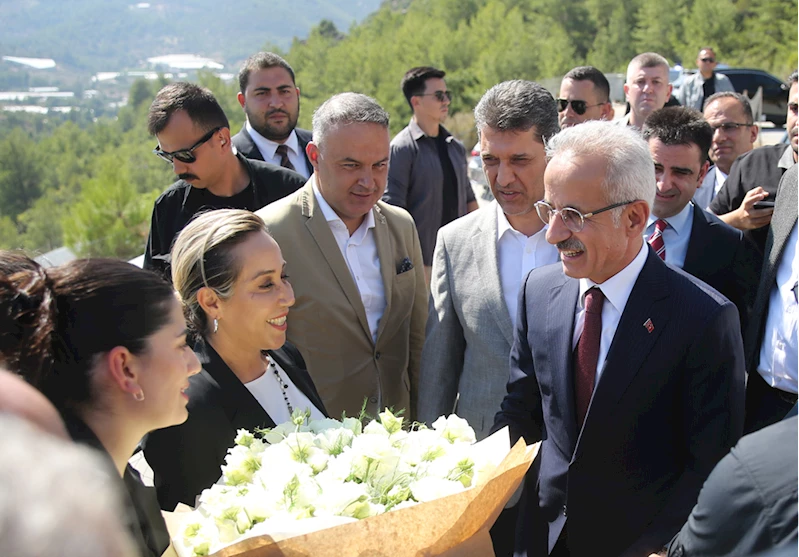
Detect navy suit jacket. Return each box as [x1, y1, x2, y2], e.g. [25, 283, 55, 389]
[232, 124, 313, 177]
[143, 338, 327, 511]
[682, 204, 760, 336]
[493, 247, 745, 557]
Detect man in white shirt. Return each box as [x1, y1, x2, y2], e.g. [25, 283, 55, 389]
[493, 122, 744, 557]
[642, 106, 759, 333]
[692, 92, 758, 209]
[621, 52, 672, 129]
[744, 164, 798, 433]
[255, 93, 427, 420]
[232, 52, 313, 178]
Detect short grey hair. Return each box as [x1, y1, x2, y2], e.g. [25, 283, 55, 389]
[626, 52, 670, 83]
[546, 121, 655, 223]
[0, 415, 138, 557]
[312, 92, 389, 148]
[474, 80, 559, 141]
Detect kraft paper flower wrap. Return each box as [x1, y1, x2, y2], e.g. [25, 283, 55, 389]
[161, 410, 539, 557]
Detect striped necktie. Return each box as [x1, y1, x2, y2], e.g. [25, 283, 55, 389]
[647, 219, 668, 260]
[275, 144, 296, 172]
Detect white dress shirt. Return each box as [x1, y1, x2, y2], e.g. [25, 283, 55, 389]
[757, 225, 798, 393]
[245, 121, 310, 179]
[644, 202, 694, 269]
[496, 203, 560, 327]
[692, 166, 728, 210]
[572, 241, 649, 384]
[244, 356, 326, 424]
[313, 181, 386, 342]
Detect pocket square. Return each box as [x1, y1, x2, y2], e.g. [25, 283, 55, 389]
[396, 257, 413, 275]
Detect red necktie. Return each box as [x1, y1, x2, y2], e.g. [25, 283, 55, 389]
[276, 144, 296, 172]
[574, 287, 605, 427]
[647, 219, 668, 260]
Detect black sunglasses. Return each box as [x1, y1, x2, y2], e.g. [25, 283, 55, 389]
[700, 57, 716, 63]
[556, 99, 604, 115]
[153, 127, 222, 164]
[417, 90, 452, 102]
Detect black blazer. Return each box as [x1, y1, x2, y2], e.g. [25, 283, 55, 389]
[668, 416, 798, 557]
[142, 338, 327, 511]
[682, 204, 760, 336]
[493, 248, 745, 557]
[63, 412, 170, 557]
[232, 124, 314, 177]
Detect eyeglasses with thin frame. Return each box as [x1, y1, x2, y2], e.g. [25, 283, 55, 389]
[556, 98, 606, 115]
[534, 200, 636, 233]
[709, 122, 753, 133]
[416, 90, 452, 102]
[153, 127, 222, 164]
[700, 57, 716, 63]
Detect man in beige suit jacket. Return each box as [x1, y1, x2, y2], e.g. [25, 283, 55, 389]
[256, 93, 427, 419]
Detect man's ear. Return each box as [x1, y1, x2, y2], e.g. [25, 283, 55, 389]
[306, 142, 320, 170]
[237, 92, 246, 109]
[601, 102, 615, 121]
[626, 199, 651, 236]
[296, 87, 301, 99]
[217, 127, 232, 149]
[697, 160, 710, 184]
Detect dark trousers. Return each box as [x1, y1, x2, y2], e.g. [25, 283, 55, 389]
[491, 505, 519, 557]
[745, 370, 798, 434]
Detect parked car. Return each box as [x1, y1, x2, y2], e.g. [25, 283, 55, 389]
[672, 68, 788, 127]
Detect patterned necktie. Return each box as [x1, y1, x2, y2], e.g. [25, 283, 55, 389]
[275, 144, 296, 172]
[574, 287, 605, 428]
[647, 219, 668, 261]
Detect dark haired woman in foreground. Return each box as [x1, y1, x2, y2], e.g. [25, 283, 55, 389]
[144, 209, 327, 511]
[0, 254, 201, 557]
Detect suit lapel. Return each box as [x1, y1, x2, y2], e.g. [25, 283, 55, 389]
[546, 275, 581, 452]
[373, 206, 394, 341]
[301, 183, 373, 342]
[682, 204, 710, 274]
[768, 168, 798, 279]
[471, 205, 514, 346]
[195, 338, 276, 430]
[578, 251, 670, 447]
[269, 347, 328, 416]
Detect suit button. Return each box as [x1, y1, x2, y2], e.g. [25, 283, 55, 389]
[369, 396, 378, 404]
[562, 505, 567, 517]
[375, 352, 381, 360]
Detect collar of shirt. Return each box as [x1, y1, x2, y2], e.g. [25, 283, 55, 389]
[496, 201, 548, 243]
[578, 241, 649, 314]
[312, 178, 376, 241]
[778, 143, 796, 170]
[646, 201, 693, 238]
[408, 118, 451, 142]
[714, 166, 728, 191]
[246, 121, 301, 161]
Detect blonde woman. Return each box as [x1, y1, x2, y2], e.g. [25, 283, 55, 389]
[143, 209, 327, 510]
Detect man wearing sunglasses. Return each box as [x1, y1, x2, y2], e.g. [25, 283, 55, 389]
[143, 82, 305, 279]
[710, 71, 797, 257]
[641, 106, 759, 335]
[384, 66, 478, 283]
[492, 121, 744, 557]
[557, 66, 614, 129]
[677, 48, 735, 111]
[691, 92, 758, 209]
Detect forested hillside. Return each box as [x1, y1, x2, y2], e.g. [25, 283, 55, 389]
[0, 0, 795, 260]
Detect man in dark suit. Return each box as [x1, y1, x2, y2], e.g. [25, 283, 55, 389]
[667, 416, 798, 557]
[743, 164, 798, 434]
[641, 107, 760, 334]
[493, 121, 745, 557]
[232, 52, 313, 179]
[143, 82, 305, 280]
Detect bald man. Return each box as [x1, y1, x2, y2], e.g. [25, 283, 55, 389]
[0, 369, 68, 439]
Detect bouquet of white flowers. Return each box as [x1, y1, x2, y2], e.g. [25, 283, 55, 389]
[164, 409, 537, 557]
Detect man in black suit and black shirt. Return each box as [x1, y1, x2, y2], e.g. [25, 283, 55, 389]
[144, 82, 305, 279]
[232, 52, 313, 179]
